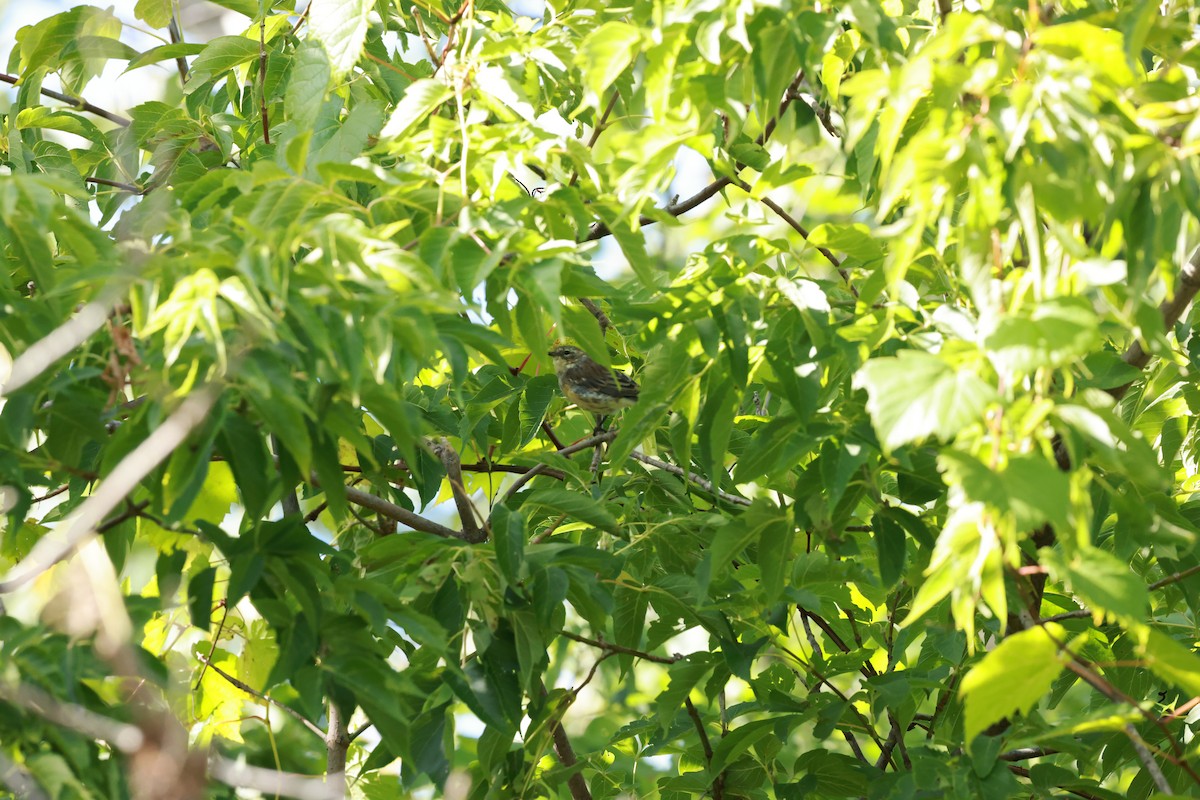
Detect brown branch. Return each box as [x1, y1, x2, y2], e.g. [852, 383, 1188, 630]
[1007, 765, 1106, 800]
[1060, 654, 1200, 786]
[1110, 248, 1200, 401]
[582, 70, 806, 243]
[628, 452, 751, 506]
[324, 698, 350, 792]
[543, 682, 592, 800]
[288, 3, 311, 37]
[1124, 723, 1171, 794]
[0, 389, 217, 593]
[800, 609, 852, 656]
[540, 421, 567, 451]
[340, 484, 465, 539]
[685, 698, 725, 800]
[569, 90, 620, 188]
[999, 746, 1058, 761]
[86, 176, 144, 194]
[559, 630, 678, 664]
[1038, 563, 1200, 624]
[874, 719, 900, 770]
[167, 17, 189, 83]
[258, 16, 270, 145]
[728, 177, 857, 296]
[194, 600, 230, 689]
[799, 90, 839, 138]
[495, 430, 619, 508]
[1151, 563, 1200, 590]
[0, 72, 130, 127]
[577, 298, 612, 333]
[429, 437, 485, 542]
[196, 653, 324, 738]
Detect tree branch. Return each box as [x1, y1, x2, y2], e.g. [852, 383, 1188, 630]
[429, 437, 485, 542]
[728, 177, 857, 295]
[559, 630, 678, 664]
[569, 90, 620, 188]
[582, 71, 806, 243]
[86, 176, 144, 194]
[495, 430, 619, 509]
[339, 484, 464, 540]
[209, 755, 344, 800]
[0, 389, 218, 593]
[324, 698, 350, 792]
[0, 72, 130, 127]
[684, 697, 724, 800]
[1110, 247, 1200, 401]
[628, 452, 751, 506]
[1124, 723, 1172, 794]
[542, 682, 592, 800]
[196, 654, 324, 739]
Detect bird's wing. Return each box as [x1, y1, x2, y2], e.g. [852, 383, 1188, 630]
[614, 370, 640, 399]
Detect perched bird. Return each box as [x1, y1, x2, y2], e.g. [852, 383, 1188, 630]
[547, 345, 639, 426]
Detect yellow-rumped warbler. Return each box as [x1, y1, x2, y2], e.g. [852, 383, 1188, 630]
[548, 345, 640, 416]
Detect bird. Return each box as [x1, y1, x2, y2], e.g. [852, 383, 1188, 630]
[547, 345, 639, 429]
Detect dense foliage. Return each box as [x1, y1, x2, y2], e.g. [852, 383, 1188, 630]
[4, 0, 1200, 797]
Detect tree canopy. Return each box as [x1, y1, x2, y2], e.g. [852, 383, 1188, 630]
[4, 0, 1200, 798]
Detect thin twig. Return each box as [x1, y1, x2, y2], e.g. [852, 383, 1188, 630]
[1151, 563, 1200, 590]
[495, 431, 619, 508]
[86, 176, 144, 194]
[628, 452, 750, 506]
[0, 389, 217, 593]
[196, 654, 324, 738]
[999, 747, 1059, 761]
[559, 630, 678, 664]
[258, 15, 270, 145]
[685, 698, 725, 800]
[1007, 765, 1106, 800]
[167, 17, 189, 82]
[340, 484, 464, 539]
[1111, 247, 1200, 401]
[0, 72, 130, 127]
[569, 91, 620, 187]
[582, 70, 806, 243]
[1124, 723, 1172, 794]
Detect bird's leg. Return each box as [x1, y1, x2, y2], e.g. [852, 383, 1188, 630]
[592, 414, 610, 435]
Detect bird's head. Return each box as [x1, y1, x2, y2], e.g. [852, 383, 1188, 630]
[548, 345, 586, 370]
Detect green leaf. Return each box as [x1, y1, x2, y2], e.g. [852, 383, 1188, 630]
[380, 79, 453, 140]
[185, 35, 260, 89]
[758, 511, 793, 602]
[1041, 547, 1149, 623]
[960, 623, 1066, 741]
[872, 512, 906, 587]
[984, 297, 1103, 376]
[710, 717, 793, 775]
[188, 566, 217, 629]
[518, 375, 557, 448]
[308, 0, 371, 81]
[125, 42, 207, 71]
[285, 41, 332, 129]
[133, 0, 172, 28]
[1134, 625, 1200, 697]
[523, 487, 619, 535]
[856, 351, 997, 453]
[576, 22, 641, 99]
[491, 505, 526, 585]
